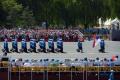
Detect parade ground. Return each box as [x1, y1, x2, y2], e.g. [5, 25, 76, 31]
[0, 40, 120, 60]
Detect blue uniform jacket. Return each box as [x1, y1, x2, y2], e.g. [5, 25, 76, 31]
[57, 39, 63, 48]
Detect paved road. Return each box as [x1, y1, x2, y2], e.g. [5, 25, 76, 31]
[0, 41, 120, 60]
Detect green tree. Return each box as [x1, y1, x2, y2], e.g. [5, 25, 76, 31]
[0, 1, 7, 25]
[0, 0, 120, 28]
[1, 0, 23, 26]
[109, 0, 120, 18]
[20, 7, 36, 28]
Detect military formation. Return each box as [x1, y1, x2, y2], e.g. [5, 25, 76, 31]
[2, 37, 64, 53]
[2, 37, 105, 54]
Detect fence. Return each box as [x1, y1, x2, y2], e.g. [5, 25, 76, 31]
[0, 62, 120, 80]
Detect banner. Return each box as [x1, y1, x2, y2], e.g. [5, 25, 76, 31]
[75, 67, 84, 71]
[11, 66, 120, 72]
[31, 67, 44, 71]
[47, 67, 59, 71]
[99, 67, 111, 71]
[86, 67, 99, 72]
[111, 67, 120, 72]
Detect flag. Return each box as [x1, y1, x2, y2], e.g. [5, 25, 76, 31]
[95, 38, 101, 47]
[93, 39, 96, 48]
[93, 34, 101, 48]
[93, 34, 96, 48]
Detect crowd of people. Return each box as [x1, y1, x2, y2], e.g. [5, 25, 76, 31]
[6, 55, 119, 67]
[0, 28, 111, 42]
[0, 29, 81, 42]
[80, 28, 110, 35]
[80, 28, 110, 40]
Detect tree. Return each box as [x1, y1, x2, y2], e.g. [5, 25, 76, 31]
[0, 1, 7, 25]
[0, 0, 120, 28]
[1, 0, 23, 27]
[20, 7, 36, 28]
[109, 0, 120, 18]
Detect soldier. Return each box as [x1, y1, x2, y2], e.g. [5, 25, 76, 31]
[21, 39, 27, 53]
[56, 38, 63, 53]
[38, 38, 46, 53]
[28, 39, 35, 52]
[3, 39, 9, 53]
[77, 39, 83, 53]
[11, 39, 18, 52]
[99, 39, 105, 53]
[30, 39, 33, 50]
[14, 39, 18, 52]
[47, 38, 54, 53]
[32, 39, 36, 53]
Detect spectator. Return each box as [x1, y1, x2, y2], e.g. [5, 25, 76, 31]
[24, 60, 31, 67]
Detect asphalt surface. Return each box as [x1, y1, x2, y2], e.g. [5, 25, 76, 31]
[0, 41, 120, 60]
